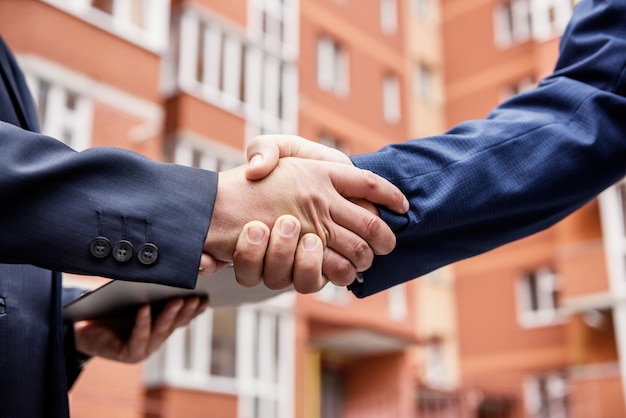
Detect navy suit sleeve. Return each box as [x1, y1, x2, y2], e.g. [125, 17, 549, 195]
[0, 123, 217, 289]
[349, 0, 626, 297]
[0, 36, 216, 289]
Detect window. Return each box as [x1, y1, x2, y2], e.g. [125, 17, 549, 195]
[316, 283, 351, 305]
[599, 179, 626, 299]
[147, 301, 295, 418]
[321, 367, 344, 418]
[531, 0, 574, 41]
[524, 373, 569, 418]
[516, 267, 564, 328]
[177, 8, 298, 137]
[413, 63, 433, 102]
[494, 0, 531, 48]
[248, 0, 298, 55]
[26, 76, 93, 151]
[382, 73, 401, 124]
[500, 76, 537, 102]
[317, 36, 349, 96]
[318, 133, 349, 154]
[171, 136, 242, 171]
[380, 0, 398, 35]
[494, 0, 575, 48]
[423, 339, 446, 388]
[617, 182, 626, 250]
[411, 0, 430, 18]
[387, 284, 407, 321]
[42, 0, 170, 51]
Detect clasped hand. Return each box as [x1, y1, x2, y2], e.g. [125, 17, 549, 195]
[202, 135, 408, 293]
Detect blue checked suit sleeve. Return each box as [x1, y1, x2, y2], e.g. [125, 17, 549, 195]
[349, 0, 626, 297]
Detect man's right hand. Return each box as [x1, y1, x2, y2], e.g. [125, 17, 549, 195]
[203, 151, 407, 293]
[219, 135, 406, 293]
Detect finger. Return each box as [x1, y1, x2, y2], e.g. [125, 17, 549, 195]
[329, 200, 396, 255]
[263, 215, 301, 290]
[319, 221, 373, 272]
[198, 253, 231, 277]
[321, 247, 359, 287]
[292, 234, 326, 294]
[143, 298, 186, 354]
[327, 164, 408, 215]
[170, 296, 205, 330]
[125, 304, 154, 362]
[352, 198, 380, 216]
[246, 135, 352, 180]
[73, 320, 117, 359]
[233, 221, 270, 287]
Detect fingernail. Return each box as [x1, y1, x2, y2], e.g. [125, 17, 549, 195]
[280, 219, 295, 236]
[249, 154, 262, 167]
[303, 235, 318, 250]
[248, 226, 265, 243]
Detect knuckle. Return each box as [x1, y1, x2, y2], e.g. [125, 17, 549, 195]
[294, 277, 324, 294]
[263, 275, 292, 290]
[323, 257, 355, 285]
[361, 170, 379, 191]
[362, 214, 383, 241]
[351, 240, 374, 270]
[234, 270, 262, 288]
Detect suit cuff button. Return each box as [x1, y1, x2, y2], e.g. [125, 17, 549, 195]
[89, 237, 111, 259]
[138, 243, 159, 265]
[112, 240, 134, 262]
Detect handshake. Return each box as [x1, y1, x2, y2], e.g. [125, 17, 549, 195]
[73, 134, 407, 365]
[200, 134, 409, 294]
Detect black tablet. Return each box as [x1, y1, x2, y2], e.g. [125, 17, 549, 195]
[63, 266, 292, 321]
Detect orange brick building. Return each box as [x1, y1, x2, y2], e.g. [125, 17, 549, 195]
[1, 1, 625, 417]
[443, 0, 626, 417]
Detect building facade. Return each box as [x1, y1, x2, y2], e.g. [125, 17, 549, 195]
[1, 0, 625, 417]
[0, 0, 420, 417]
[444, 0, 626, 417]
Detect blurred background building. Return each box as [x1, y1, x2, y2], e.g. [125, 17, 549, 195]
[1, 0, 625, 417]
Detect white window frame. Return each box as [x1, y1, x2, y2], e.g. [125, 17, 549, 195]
[599, 180, 626, 316]
[26, 75, 93, 151]
[41, 0, 170, 52]
[316, 282, 351, 305]
[494, 0, 531, 49]
[171, 135, 243, 171]
[411, 0, 431, 18]
[146, 297, 296, 418]
[423, 339, 447, 388]
[380, 0, 398, 35]
[20, 55, 162, 148]
[383, 73, 401, 124]
[524, 373, 568, 418]
[248, 0, 299, 58]
[318, 133, 349, 154]
[177, 7, 298, 138]
[316, 36, 349, 97]
[413, 63, 433, 102]
[495, 0, 575, 49]
[516, 267, 565, 328]
[529, 0, 574, 42]
[500, 76, 537, 102]
[599, 179, 626, 406]
[387, 284, 408, 321]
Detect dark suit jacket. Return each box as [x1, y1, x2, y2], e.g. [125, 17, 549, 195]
[350, 0, 626, 297]
[0, 38, 217, 417]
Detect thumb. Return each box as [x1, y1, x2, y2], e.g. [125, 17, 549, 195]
[245, 136, 282, 180]
[245, 134, 352, 180]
